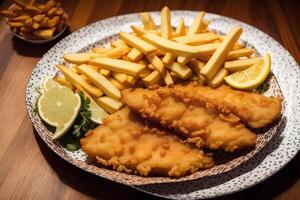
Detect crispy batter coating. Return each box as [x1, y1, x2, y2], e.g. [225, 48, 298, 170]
[122, 86, 257, 152]
[80, 107, 213, 177]
[172, 84, 282, 128]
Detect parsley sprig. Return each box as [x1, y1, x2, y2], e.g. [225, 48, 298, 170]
[253, 81, 270, 94]
[60, 92, 96, 151]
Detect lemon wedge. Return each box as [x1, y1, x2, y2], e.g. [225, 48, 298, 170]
[38, 86, 81, 140]
[43, 77, 61, 91]
[224, 53, 271, 89]
[89, 98, 108, 124]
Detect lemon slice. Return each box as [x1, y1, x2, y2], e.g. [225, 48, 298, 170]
[89, 98, 108, 124]
[224, 53, 271, 89]
[38, 86, 81, 140]
[43, 77, 61, 91]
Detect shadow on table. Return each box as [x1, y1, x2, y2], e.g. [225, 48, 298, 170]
[11, 29, 71, 58]
[33, 116, 300, 200]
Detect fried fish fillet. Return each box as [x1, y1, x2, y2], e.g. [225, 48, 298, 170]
[172, 84, 282, 128]
[80, 107, 213, 177]
[122, 87, 257, 152]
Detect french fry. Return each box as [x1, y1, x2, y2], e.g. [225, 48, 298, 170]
[47, 7, 57, 17]
[187, 59, 207, 82]
[148, 64, 155, 70]
[127, 48, 144, 62]
[177, 56, 190, 65]
[151, 49, 165, 57]
[162, 70, 174, 85]
[162, 53, 176, 65]
[92, 46, 112, 54]
[198, 47, 253, 61]
[99, 68, 111, 76]
[141, 33, 202, 57]
[126, 75, 137, 85]
[173, 33, 219, 45]
[110, 39, 127, 47]
[55, 8, 64, 16]
[11, 5, 24, 15]
[77, 64, 121, 100]
[119, 32, 157, 55]
[7, 21, 24, 27]
[43, 0, 57, 12]
[35, 27, 58, 39]
[24, 17, 33, 26]
[39, 17, 48, 27]
[139, 12, 157, 30]
[56, 64, 103, 97]
[138, 59, 150, 66]
[208, 68, 228, 88]
[166, 62, 192, 79]
[226, 48, 254, 60]
[122, 55, 130, 61]
[80, 74, 90, 82]
[95, 96, 123, 114]
[146, 54, 164, 73]
[188, 59, 204, 74]
[1, 10, 17, 18]
[10, 15, 30, 22]
[33, 14, 45, 22]
[224, 57, 261, 72]
[160, 6, 172, 39]
[143, 70, 161, 86]
[84, 52, 102, 58]
[187, 11, 205, 35]
[193, 42, 221, 56]
[112, 72, 127, 83]
[139, 67, 152, 78]
[169, 71, 179, 82]
[32, 22, 40, 30]
[90, 57, 146, 76]
[103, 45, 131, 58]
[70, 66, 79, 73]
[107, 77, 125, 90]
[24, 5, 41, 16]
[20, 26, 33, 33]
[53, 76, 74, 89]
[201, 27, 243, 79]
[173, 17, 186, 37]
[131, 26, 161, 36]
[47, 16, 60, 27]
[13, 0, 28, 8]
[63, 53, 92, 65]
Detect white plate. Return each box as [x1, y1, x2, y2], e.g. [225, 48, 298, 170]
[25, 11, 300, 199]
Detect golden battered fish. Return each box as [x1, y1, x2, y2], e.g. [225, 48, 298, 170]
[172, 84, 282, 128]
[122, 87, 257, 152]
[80, 107, 213, 177]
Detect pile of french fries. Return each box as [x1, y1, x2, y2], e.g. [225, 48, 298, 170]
[1, 0, 68, 40]
[54, 6, 263, 114]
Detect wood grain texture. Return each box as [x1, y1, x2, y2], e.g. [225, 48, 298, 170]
[0, 0, 299, 199]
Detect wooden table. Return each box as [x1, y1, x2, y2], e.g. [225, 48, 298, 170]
[1, 0, 299, 199]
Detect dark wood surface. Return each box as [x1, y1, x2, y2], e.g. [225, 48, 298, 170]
[0, 0, 300, 199]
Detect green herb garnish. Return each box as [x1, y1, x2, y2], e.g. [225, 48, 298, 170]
[253, 81, 270, 94]
[59, 92, 96, 151]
